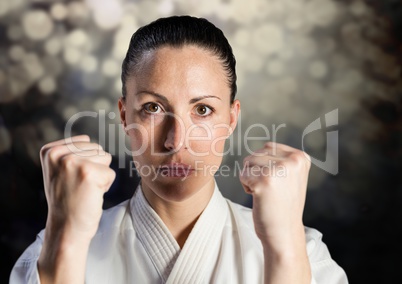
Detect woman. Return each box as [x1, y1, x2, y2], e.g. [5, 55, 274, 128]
[10, 16, 348, 283]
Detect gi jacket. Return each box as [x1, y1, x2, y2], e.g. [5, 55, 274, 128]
[10, 181, 348, 284]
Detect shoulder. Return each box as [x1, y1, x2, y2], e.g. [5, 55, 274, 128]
[304, 226, 336, 263]
[225, 199, 332, 256]
[226, 199, 253, 220]
[96, 199, 132, 235]
[225, 199, 255, 233]
[304, 227, 349, 282]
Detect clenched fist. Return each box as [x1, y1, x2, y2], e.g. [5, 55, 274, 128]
[239, 142, 311, 250]
[40, 135, 116, 239]
[38, 135, 116, 283]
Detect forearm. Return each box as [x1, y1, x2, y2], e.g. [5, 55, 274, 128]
[38, 227, 91, 284]
[262, 228, 311, 284]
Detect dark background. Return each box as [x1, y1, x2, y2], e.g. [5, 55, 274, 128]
[1, 0, 402, 283]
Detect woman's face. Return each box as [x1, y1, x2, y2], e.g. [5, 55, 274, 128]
[119, 45, 240, 202]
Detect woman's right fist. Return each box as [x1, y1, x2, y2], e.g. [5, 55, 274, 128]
[40, 135, 116, 241]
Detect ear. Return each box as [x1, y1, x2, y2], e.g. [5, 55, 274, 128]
[228, 99, 240, 137]
[118, 97, 127, 133]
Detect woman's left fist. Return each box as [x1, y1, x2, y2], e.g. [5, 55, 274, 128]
[239, 142, 311, 249]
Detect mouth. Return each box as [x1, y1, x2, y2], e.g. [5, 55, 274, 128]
[158, 163, 194, 178]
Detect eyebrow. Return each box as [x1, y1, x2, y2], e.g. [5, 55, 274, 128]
[136, 91, 168, 103]
[189, 95, 221, 104]
[136, 91, 221, 104]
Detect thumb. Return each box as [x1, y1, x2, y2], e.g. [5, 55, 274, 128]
[239, 168, 254, 194]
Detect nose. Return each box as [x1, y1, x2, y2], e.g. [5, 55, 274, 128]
[163, 114, 186, 152]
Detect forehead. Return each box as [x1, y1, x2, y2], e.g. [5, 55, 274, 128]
[127, 45, 230, 99]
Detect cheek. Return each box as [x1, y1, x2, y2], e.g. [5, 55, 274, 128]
[128, 127, 150, 154]
[211, 127, 229, 153]
[186, 123, 229, 155]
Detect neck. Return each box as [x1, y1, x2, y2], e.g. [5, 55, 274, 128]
[141, 179, 215, 248]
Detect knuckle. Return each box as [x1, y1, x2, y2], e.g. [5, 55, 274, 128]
[289, 152, 301, 164]
[275, 160, 285, 168]
[41, 144, 58, 158]
[78, 163, 94, 180]
[99, 168, 115, 190]
[47, 146, 63, 161]
[264, 141, 280, 152]
[264, 141, 275, 148]
[288, 150, 308, 167]
[106, 168, 116, 181]
[250, 181, 269, 195]
[60, 154, 76, 169]
[243, 156, 250, 164]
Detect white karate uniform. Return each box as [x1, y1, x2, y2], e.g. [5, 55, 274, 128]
[10, 181, 348, 283]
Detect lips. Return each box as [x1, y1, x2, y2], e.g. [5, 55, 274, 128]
[158, 163, 194, 177]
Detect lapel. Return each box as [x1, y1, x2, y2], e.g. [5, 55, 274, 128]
[131, 186, 180, 282]
[166, 183, 228, 284]
[131, 181, 228, 284]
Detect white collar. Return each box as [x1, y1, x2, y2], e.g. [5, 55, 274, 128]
[131, 180, 228, 283]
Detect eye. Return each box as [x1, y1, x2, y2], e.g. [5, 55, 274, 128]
[195, 105, 213, 116]
[143, 102, 162, 114]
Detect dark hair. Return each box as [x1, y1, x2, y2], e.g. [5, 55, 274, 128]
[121, 15, 237, 103]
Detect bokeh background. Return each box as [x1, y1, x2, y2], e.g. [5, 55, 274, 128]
[1, 0, 401, 283]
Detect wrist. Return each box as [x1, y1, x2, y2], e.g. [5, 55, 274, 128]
[45, 215, 96, 244]
[259, 224, 307, 257]
[38, 223, 92, 283]
[261, 227, 312, 284]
